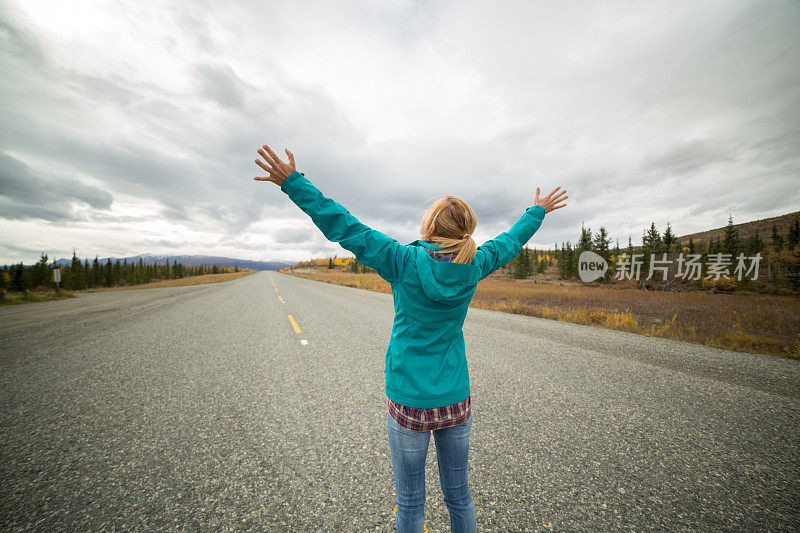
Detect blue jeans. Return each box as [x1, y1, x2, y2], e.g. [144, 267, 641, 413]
[387, 411, 476, 533]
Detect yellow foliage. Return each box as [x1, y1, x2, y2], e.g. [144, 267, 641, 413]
[701, 277, 737, 292]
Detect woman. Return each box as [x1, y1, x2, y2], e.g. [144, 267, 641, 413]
[253, 144, 567, 532]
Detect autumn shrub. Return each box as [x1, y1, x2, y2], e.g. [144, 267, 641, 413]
[701, 277, 737, 292]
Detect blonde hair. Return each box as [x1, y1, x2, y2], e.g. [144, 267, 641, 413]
[420, 195, 477, 264]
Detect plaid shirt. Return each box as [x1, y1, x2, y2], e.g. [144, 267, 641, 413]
[388, 395, 471, 431]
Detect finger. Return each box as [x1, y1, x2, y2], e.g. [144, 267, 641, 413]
[550, 202, 567, 210]
[551, 190, 568, 201]
[544, 186, 561, 199]
[534, 187, 540, 204]
[256, 148, 277, 169]
[254, 158, 273, 173]
[285, 148, 295, 168]
[262, 144, 284, 166]
[253, 176, 270, 181]
[257, 147, 279, 169]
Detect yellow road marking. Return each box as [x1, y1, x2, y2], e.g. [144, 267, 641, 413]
[287, 314, 301, 334]
[392, 506, 428, 532]
[274, 287, 279, 292]
[278, 296, 284, 303]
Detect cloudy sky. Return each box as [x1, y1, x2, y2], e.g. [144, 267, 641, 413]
[1, 0, 798, 265]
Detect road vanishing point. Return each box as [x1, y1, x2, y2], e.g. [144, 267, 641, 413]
[1, 271, 798, 531]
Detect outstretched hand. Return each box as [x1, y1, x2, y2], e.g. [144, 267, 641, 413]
[254, 144, 296, 186]
[534, 186, 568, 214]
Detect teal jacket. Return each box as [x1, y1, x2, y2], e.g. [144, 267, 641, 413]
[280, 170, 546, 408]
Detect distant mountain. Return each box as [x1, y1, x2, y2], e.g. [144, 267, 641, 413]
[50, 254, 292, 271]
[676, 210, 800, 246]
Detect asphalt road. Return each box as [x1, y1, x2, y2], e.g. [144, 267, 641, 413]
[1, 271, 798, 532]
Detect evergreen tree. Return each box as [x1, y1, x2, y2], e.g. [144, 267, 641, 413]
[171, 261, 183, 279]
[556, 242, 566, 278]
[771, 224, 783, 252]
[788, 217, 800, 249]
[327, 258, 334, 270]
[746, 230, 764, 255]
[525, 247, 534, 275]
[511, 248, 530, 279]
[70, 250, 85, 290]
[32, 252, 49, 289]
[113, 259, 122, 285]
[626, 236, 633, 254]
[593, 227, 611, 259]
[688, 237, 695, 254]
[662, 223, 676, 254]
[641, 222, 661, 273]
[593, 227, 612, 281]
[787, 245, 800, 292]
[83, 259, 92, 288]
[642, 222, 662, 253]
[722, 215, 740, 256]
[104, 258, 113, 287]
[557, 241, 575, 279]
[578, 223, 593, 252]
[11, 262, 26, 291]
[92, 256, 102, 286]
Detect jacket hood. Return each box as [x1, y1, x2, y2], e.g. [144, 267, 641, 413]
[408, 240, 481, 301]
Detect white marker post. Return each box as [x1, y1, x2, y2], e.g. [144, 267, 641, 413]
[53, 268, 61, 292]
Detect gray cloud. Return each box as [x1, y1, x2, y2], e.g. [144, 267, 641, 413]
[196, 62, 246, 109]
[0, 152, 113, 222]
[270, 227, 318, 245]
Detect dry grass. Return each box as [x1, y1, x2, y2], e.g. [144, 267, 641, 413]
[0, 290, 76, 305]
[2, 270, 258, 305]
[286, 269, 800, 359]
[289, 270, 393, 294]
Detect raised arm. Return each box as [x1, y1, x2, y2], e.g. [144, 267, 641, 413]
[253, 144, 407, 283]
[474, 186, 568, 280]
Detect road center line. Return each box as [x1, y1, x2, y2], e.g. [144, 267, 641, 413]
[278, 296, 285, 303]
[287, 314, 301, 334]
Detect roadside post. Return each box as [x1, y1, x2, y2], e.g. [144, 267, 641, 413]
[53, 267, 61, 293]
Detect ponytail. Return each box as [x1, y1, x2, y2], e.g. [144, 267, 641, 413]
[420, 196, 478, 264]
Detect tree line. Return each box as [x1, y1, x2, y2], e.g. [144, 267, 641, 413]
[1, 251, 233, 292]
[510, 216, 800, 291]
[286, 255, 376, 274]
